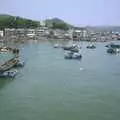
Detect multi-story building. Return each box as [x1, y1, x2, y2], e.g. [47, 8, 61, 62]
[26, 29, 36, 38]
[64, 29, 73, 39]
[4, 28, 16, 38]
[16, 29, 26, 38]
[0, 30, 4, 37]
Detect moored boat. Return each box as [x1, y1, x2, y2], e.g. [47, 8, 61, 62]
[62, 45, 73, 50]
[64, 51, 82, 60]
[64, 51, 73, 59]
[70, 48, 79, 52]
[0, 69, 18, 77]
[105, 43, 120, 49]
[107, 48, 120, 54]
[14, 61, 25, 67]
[86, 44, 96, 49]
[53, 44, 61, 48]
[0, 57, 19, 72]
[62, 44, 81, 53]
[72, 52, 82, 59]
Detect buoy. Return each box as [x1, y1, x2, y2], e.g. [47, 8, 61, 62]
[80, 68, 85, 71]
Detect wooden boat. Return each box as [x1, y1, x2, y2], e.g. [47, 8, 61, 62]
[72, 52, 82, 59]
[62, 44, 80, 52]
[70, 48, 79, 52]
[86, 44, 96, 49]
[107, 48, 120, 54]
[62, 45, 73, 50]
[64, 51, 73, 59]
[64, 51, 82, 60]
[105, 43, 120, 49]
[53, 44, 61, 48]
[0, 57, 19, 72]
[0, 46, 19, 54]
[14, 61, 25, 68]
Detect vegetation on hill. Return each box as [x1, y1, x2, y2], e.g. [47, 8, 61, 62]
[0, 14, 40, 30]
[0, 14, 74, 30]
[45, 18, 73, 30]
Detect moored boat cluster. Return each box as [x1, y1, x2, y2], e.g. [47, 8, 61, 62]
[0, 47, 24, 77]
[53, 42, 97, 60]
[106, 43, 120, 54]
[53, 41, 120, 61]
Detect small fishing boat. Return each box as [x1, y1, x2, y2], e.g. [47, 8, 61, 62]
[62, 44, 80, 53]
[86, 44, 96, 49]
[70, 48, 79, 52]
[105, 43, 120, 49]
[117, 37, 120, 40]
[0, 46, 19, 55]
[53, 44, 61, 48]
[0, 47, 9, 53]
[72, 52, 82, 59]
[64, 51, 73, 59]
[14, 61, 25, 67]
[62, 45, 73, 50]
[64, 51, 82, 60]
[0, 69, 18, 77]
[105, 43, 114, 48]
[107, 48, 120, 54]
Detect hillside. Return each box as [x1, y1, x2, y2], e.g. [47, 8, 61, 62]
[0, 14, 40, 30]
[45, 18, 73, 30]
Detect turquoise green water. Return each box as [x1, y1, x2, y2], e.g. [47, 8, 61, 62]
[0, 41, 120, 120]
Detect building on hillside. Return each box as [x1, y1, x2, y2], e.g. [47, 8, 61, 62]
[0, 30, 4, 37]
[64, 29, 73, 39]
[35, 27, 49, 38]
[4, 28, 16, 38]
[16, 29, 25, 38]
[73, 28, 90, 41]
[73, 30, 82, 40]
[52, 29, 65, 39]
[40, 20, 46, 27]
[26, 29, 36, 39]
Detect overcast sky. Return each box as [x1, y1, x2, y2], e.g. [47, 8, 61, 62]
[0, 0, 120, 26]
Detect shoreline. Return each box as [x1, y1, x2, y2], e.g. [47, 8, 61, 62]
[0, 37, 119, 44]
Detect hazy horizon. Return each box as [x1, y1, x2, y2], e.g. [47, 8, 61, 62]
[0, 0, 120, 26]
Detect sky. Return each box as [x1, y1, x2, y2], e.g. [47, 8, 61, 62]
[0, 0, 120, 26]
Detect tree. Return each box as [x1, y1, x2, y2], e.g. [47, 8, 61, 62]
[0, 15, 40, 29]
[51, 22, 69, 30]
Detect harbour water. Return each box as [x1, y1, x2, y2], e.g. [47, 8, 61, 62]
[0, 40, 120, 120]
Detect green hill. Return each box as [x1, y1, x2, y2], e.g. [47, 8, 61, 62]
[0, 14, 40, 30]
[45, 18, 73, 30]
[0, 15, 73, 30]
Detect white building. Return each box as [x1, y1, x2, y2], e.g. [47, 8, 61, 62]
[26, 29, 36, 38]
[64, 29, 73, 39]
[35, 27, 49, 37]
[0, 30, 4, 37]
[73, 29, 88, 40]
[40, 20, 46, 27]
[16, 29, 25, 37]
[73, 30, 82, 39]
[4, 28, 16, 38]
